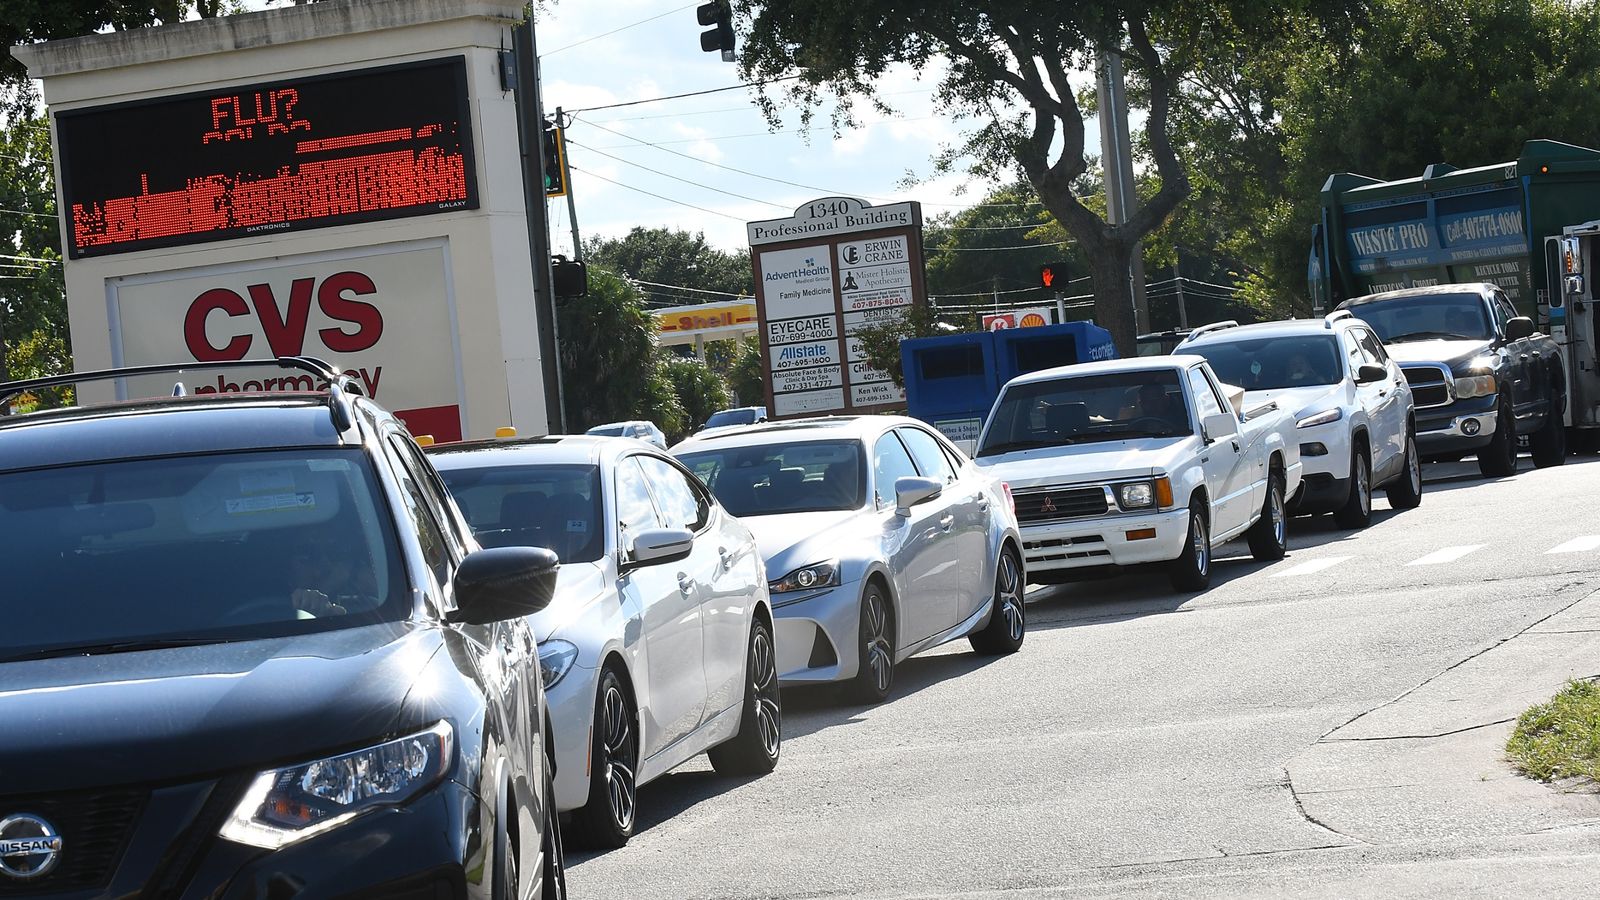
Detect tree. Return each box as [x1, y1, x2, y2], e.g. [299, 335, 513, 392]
[736, 1, 1345, 353]
[727, 338, 765, 407]
[556, 268, 681, 433]
[658, 354, 731, 440]
[922, 180, 1086, 308]
[584, 226, 753, 307]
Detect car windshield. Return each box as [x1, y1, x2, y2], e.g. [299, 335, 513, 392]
[587, 424, 628, 437]
[704, 409, 757, 428]
[1187, 334, 1343, 390]
[1, 449, 408, 663]
[677, 440, 866, 516]
[433, 463, 605, 563]
[1348, 293, 1490, 342]
[977, 370, 1192, 457]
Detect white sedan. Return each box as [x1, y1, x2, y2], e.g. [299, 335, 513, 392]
[428, 435, 779, 849]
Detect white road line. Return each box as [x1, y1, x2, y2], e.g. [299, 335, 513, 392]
[1406, 545, 1486, 566]
[1547, 535, 1600, 555]
[1271, 556, 1354, 578]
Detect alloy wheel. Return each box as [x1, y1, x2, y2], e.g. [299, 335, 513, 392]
[863, 592, 893, 695]
[1356, 456, 1371, 516]
[1270, 483, 1286, 549]
[1407, 439, 1421, 494]
[751, 628, 781, 759]
[997, 553, 1024, 642]
[600, 685, 637, 832]
[1193, 515, 1210, 577]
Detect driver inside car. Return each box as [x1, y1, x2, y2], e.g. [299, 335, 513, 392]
[288, 536, 371, 618]
[1125, 383, 1183, 429]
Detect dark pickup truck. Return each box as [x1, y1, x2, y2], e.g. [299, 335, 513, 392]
[1339, 283, 1566, 475]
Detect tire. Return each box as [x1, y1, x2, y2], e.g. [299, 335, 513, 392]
[969, 548, 1026, 655]
[1168, 500, 1212, 592]
[1530, 397, 1567, 469]
[540, 767, 567, 900]
[567, 669, 638, 849]
[1385, 432, 1423, 510]
[1246, 474, 1288, 561]
[847, 584, 895, 704]
[708, 618, 783, 776]
[1477, 396, 1518, 477]
[1333, 448, 1372, 529]
[493, 819, 518, 900]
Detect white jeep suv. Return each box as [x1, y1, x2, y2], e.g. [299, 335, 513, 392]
[1177, 311, 1421, 527]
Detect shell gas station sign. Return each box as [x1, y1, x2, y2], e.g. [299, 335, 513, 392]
[983, 308, 1053, 331]
[655, 300, 757, 347]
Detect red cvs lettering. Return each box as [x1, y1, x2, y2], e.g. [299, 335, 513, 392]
[182, 271, 386, 361]
[203, 88, 311, 144]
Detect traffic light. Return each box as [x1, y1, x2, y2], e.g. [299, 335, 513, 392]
[697, 1, 735, 62]
[541, 121, 567, 198]
[1039, 262, 1071, 289]
[551, 255, 589, 298]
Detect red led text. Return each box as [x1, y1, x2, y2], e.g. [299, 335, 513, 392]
[203, 88, 311, 143]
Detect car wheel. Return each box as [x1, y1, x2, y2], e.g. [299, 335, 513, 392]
[568, 669, 638, 849]
[1530, 395, 1567, 468]
[1246, 473, 1288, 561]
[969, 548, 1025, 655]
[847, 584, 895, 704]
[1385, 432, 1423, 509]
[494, 818, 518, 900]
[1478, 396, 1519, 477]
[540, 766, 567, 900]
[1333, 448, 1372, 528]
[708, 618, 783, 776]
[1168, 500, 1212, 592]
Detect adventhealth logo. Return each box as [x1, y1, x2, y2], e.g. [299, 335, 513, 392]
[765, 258, 831, 282]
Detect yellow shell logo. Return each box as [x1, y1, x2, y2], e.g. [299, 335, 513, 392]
[1019, 313, 1048, 327]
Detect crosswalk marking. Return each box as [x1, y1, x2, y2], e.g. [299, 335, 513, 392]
[1272, 556, 1354, 578]
[1547, 535, 1600, 555]
[1406, 545, 1485, 566]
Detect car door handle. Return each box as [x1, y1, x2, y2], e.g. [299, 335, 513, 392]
[717, 546, 733, 572]
[939, 514, 955, 531]
[970, 493, 990, 510]
[677, 572, 695, 596]
[1231, 440, 1241, 452]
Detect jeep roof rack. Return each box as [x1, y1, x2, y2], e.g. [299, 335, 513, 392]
[0, 356, 362, 432]
[1177, 320, 1239, 345]
[1323, 309, 1354, 328]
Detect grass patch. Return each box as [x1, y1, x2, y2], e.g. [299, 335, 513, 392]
[1507, 678, 1600, 783]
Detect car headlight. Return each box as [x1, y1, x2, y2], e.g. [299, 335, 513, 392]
[539, 639, 580, 689]
[1455, 374, 1497, 399]
[1296, 408, 1343, 428]
[220, 721, 453, 850]
[770, 560, 840, 593]
[1116, 482, 1155, 509]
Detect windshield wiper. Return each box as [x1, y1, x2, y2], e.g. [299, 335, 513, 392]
[1, 637, 230, 663]
[1387, 330, 1473, 342]
[976, 438, 1072, 457]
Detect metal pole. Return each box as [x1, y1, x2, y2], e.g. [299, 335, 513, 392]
[512, 21, 568, 434]
[1055, 291, 1066, 324]
[556, 107, 583, 261]
[1174, 253, 1189, 329]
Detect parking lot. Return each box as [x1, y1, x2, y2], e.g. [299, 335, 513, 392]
[567, 455, 1600, 898]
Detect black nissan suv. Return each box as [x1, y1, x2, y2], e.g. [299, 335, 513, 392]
[0, 358, 566, 899]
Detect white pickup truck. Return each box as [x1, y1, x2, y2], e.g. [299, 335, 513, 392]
[972, 357, 1303, 591]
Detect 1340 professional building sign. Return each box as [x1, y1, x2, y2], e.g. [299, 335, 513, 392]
[749, 197, 926, 418]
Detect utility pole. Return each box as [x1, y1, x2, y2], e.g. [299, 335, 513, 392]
[511, 21, 567, 434]
[1173, 250, 1189, 329]
[1097, 43, 1150, 335]
[556, 107, 583, 261]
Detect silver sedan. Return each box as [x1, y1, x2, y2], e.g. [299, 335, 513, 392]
[673, 415, 1026, 703]
[428, 436, 780, 850]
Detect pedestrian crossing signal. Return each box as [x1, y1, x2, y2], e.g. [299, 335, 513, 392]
[542, 122, 567, 198]
[1039, 262, 1069, 289]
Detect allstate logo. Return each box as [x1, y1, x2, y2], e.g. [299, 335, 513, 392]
[0, 814, 63, 880]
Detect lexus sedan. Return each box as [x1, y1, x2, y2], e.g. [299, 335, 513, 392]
[429, 436, 780, 849]
[673, 416, 1027, 704]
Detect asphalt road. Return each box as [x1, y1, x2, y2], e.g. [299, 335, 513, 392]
[568, 453, 1600, 899]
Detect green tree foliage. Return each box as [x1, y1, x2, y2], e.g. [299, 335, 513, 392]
[734, 0, 1352, 353]
[658, 354, 731, 440]
[0, 82, 64, 386]
[556, 268, 681, 434]
[727, 338, 764, 407]
[923, 181, 1085, 308]
[584, 226, 753, 306]
[849, 303, 943, 390]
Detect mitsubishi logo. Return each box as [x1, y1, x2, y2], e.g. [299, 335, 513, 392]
[1040, 496, 1057, 514]
[0, 814, 62, 880]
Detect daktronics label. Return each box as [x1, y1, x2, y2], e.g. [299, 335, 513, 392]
[772, 365, 843, 393]
[767, 314, 838, 345]
[770, 340, 841, 371]
[108, 242, 464, 441]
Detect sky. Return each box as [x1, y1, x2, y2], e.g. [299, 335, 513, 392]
[533, 1, 1101, 258]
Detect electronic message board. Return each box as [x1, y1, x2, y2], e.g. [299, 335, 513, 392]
[55, 57, 478, 258]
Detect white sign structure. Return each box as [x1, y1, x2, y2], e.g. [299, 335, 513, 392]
[749, 198, 926, 418]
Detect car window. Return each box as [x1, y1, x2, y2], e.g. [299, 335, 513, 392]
[1493, 293, 1519, 332]
[382, 437, 454, 590]
[1341, 332, 1365, 374]
[433, 462, 605, 563]
[873, 432, 921, 506]
[1353, 327, 1389, 366]
[1346, 291, 1490, 342]
[976, 369, 1192, 457]
[1187, 367, 1225, 420]
[898, 426, 957, 483]
[616, 456, 663, 538]
[637, 455, 710, 532]
[1187, 334, 1342, 390]
[389, 433, 471, 557]
[677, 440, 866, 515]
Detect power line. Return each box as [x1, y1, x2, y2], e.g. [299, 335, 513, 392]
[568, 164, 746, 221]
[929, 239, 1074, 252]
[567, 75, 804, 114]
[565, 138, 789, 210]
[586, 118, 938, 149]
[540, 3, 696, 57]
[586, 87, 936, 123]
[629, 277, 747, 298]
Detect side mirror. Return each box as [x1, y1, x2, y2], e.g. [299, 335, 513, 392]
[1201, 412, 1239, 444]
[1355, 363, 1388, 384]
[893, 475, 943, 516]
[449, 546, 559, 625]
[623, 527, 694, 570]
[1505, 316, 1535, 341]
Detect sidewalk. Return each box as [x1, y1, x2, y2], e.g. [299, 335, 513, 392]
[1284, 586, 1600, 845]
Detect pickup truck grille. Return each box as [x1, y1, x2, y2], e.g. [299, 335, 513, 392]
[1400, 364, 1453, 408]
[1013, 486, 1109, 524]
